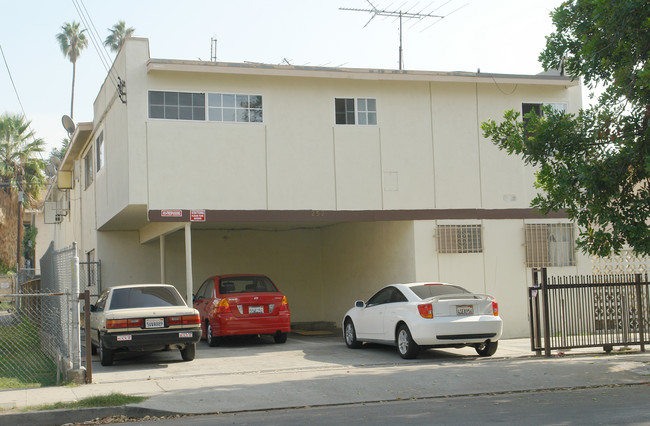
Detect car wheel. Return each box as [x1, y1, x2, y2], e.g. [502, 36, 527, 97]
[180, 343, 196, 361]
[344, 319, 362, 349]
[206, 322, 220, 347]
[273, 332, 288, 344]
[99, 337, 114, 366]
[397, 324, 419, 359]
[475, 340, 498, 357]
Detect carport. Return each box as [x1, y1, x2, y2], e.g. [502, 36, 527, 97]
[139, 209, 420, 327]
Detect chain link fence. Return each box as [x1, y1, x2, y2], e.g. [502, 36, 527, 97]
[0, 242, 86, 388]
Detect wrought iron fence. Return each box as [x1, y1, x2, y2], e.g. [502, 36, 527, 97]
[529, 268, 649, 356]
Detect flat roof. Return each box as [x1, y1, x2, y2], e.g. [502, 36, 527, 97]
[147, 58, 579, 87]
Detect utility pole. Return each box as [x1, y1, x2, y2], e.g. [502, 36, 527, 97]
[340, 1, 466, 70]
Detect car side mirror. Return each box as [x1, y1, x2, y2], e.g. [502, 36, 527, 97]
[355, 300, 365, 308]
[89, 304, 96, 312]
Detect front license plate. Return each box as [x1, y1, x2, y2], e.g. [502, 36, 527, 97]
[146, 318, 164, 328]
[456, 305, 473, 315]
[179, 332, 193, 338]
[117, 335, 132, 341]
[249, 306, 264, 314]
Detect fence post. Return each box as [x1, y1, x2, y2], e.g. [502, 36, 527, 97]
[71, 244, 81, 371]
[541, 267, 551, 357]
[82, 290, 92, 383]
[530, 268, 542, 356]
[635, 274, 645, 352]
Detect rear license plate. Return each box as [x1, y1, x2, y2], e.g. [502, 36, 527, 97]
[179, 332, 193, 338]
[249, 306, 264, 314]
[456, 305, 473, 315]
[117, 335, 132, 341]
[146, 318, 164, 328]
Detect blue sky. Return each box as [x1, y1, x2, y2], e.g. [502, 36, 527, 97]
[1, 0, 565, 155]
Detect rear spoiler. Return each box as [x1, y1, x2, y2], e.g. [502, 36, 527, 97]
[424, 293, 493, 302]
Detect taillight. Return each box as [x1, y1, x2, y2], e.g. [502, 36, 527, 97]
[167, 316, 182, 325]
[182, 314, 200, 325]
[217, 298, 231, 313]
[492, 301, 499, 316]
[279, 296, 289, 312]
[418, 303, 433, 319]
[107, 318, 143, 329]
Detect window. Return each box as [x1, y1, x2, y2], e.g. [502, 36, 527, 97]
[366, 286, 406, 307]
[148, 91, 205, 120]
[522, 102, 567, 120]
[84, 147, 93, 189]
[437, 225, 483, 253]
[357, 98, 377, 125]
[525, 223, 576, 267]
[96, 131, 104, 172]
[208, 93, 263, 122]
[335, 98, 377, 125]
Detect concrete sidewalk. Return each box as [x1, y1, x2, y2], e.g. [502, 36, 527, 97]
[1, 334, 649, 425]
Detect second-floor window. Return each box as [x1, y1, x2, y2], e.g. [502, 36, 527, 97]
[96, 131, 104, 172]
[208, 94, 263, 122]
[149, 91, 206, 121]
[335, 98, 377, 125]
[84, 147, 93, 189]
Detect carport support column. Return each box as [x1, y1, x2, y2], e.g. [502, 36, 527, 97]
[184, 223, 193, 305]
[160, 234, 166, 284]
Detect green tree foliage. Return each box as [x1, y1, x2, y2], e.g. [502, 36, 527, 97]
[481, 0, 650, 257]
[0, 113, 47, 202]
[56, 21, 88, 119]
[50, 138, 69, 160]
[104, 20, 135, 53]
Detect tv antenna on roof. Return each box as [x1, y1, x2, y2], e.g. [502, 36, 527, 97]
[340, 1, 467, 70]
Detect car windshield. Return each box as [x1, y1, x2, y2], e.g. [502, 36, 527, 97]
[109, 286, 186, 309]
[219, 277, 278, 294]
[410, 284, 470, 300]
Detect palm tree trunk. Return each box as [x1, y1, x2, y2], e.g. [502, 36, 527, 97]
[70, 61, 76, 119]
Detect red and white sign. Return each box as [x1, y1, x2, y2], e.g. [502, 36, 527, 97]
[190, 209, 206, 222]
[161, 210, 183, 217]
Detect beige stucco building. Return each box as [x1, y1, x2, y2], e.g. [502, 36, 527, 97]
[39, 37, 589, 338]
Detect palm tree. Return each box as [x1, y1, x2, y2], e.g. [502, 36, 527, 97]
[56, 21, 88, 120]
[0, 113, 47, 202]
[104, 20, 135, 53]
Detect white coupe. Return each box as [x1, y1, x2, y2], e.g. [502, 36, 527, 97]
[342, 282, 503, 359]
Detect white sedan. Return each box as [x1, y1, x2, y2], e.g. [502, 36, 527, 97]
[90, 284, 202, 366]
[342, 282, 503, 359]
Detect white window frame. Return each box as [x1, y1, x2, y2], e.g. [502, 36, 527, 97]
[335, 97, 377, 126]
[83, 147, 93, 190]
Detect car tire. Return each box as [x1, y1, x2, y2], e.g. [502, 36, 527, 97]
[344, 319, 362, 349]
[273, 332, 288, 344]
[475, 340, 498, 357]
[90, 344, 97, 355]
[397, 324, 419, 359]
[99, 337, 114, 366]
[180, 343, 196, 361]
[206, 322, 220, 347]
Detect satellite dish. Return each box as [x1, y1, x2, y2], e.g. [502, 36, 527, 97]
[50, 156, 61, 167]
[45, 164, 57, 177]
[61, 115, 75, 135]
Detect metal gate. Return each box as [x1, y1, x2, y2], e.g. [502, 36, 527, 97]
[529, 268, 650, 356]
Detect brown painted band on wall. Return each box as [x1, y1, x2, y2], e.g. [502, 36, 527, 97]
[148, 208, 568, 223]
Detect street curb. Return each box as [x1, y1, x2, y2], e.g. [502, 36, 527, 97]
[0, 405, 179, 426]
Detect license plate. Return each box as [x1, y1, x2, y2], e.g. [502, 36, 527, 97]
[249, 306, 264, 314]
[146, 318, 164, 328]
[179, 332, 193, 338]
[117, 335, 132, 341]
[456, 305, 473, 315]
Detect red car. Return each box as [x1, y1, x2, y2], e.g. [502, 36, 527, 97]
[193, 274, 290, 346]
